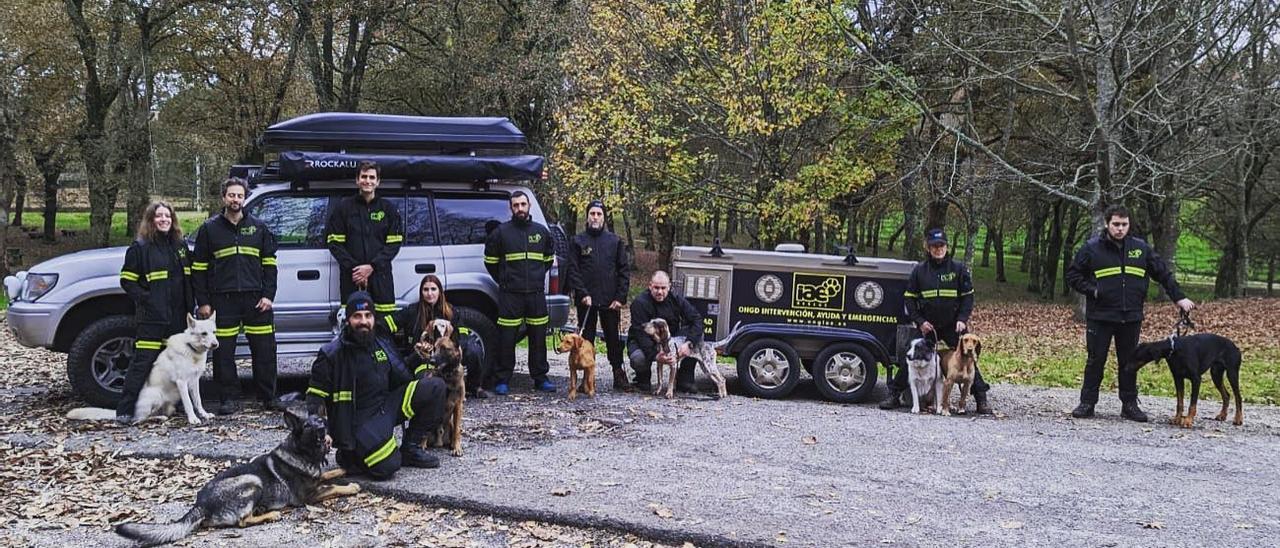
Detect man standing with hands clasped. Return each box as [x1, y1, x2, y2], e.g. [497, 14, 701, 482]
[325, 160, 404, 331]
[567, 200, 632, 391]
[1065, 205, 1194, 422]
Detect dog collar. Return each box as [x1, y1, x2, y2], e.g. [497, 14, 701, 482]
[187, 342, 204, 353]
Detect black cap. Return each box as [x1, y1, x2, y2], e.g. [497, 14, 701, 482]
[346, 291, 374, 314]
[926, 229, 947, 245]
[586, 200, 607, 216]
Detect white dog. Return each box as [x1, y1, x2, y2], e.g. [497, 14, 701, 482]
[67, 313, 219, 425]
[905, 337, 943, 415]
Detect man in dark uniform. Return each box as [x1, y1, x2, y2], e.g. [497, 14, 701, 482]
[484, 191, 556, 395]
[305, 291, 447, 480]
[325, 160, 404, 331]
[627, 271, 703, 393]
[880, 228, 993, 414]
[1065, 205, 1194, 421]
[192, 178, 282, 415]
[567, 200, 632, 391]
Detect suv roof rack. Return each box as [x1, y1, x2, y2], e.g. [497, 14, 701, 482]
[261, 113, 528, 151]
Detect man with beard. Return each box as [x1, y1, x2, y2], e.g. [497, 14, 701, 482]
[325, 160, 404, 331]
[484, 191, 556, 395]
[567, 200, 631, 391]
[306, 291, 447, 479]
[192, 178, 282, 415]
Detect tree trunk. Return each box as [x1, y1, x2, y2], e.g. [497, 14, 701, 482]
[1267, 256, 1275, 297]
[993, 225, 1007, 283]
[1214, 216, 1246, 298]
[13, 174, 25, 227]
[725, 207, 737, 240]
[656, 218, 676, 272]
[924, 200, 948, 234]
[981, 225, 993, 267]
[1025, 201, 1046, 291]
[886, 222, 903, 253]
[1040, 200, 1065, 299]
[899, 174, 920, 260]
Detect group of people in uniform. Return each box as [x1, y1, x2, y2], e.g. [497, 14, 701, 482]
[116, 160, 1195, 480]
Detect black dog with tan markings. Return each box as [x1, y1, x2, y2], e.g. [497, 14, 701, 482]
[1126, 333, 1243, 428]
[115, 410, 358, 547]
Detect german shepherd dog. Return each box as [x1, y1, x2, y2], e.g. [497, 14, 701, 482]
[416, 318, 465, 456]
[115, 411, 358, 547]
[938, 334, 982, 416]
[641, 318, 728, 399]
[1126, 333, 1244, 428]
[67, 313, 219, 425]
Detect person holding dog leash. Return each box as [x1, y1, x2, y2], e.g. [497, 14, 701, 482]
[880, 228, 993, 414]
[117, 201, 195, 424]
[567, 200, 632, 392]
[1065, 205, 1194, 422]
[627, 271, 704, 393]
[306, 291, 448, 479]
[388, 274, 491, 399]
[192, 177, 282, 416]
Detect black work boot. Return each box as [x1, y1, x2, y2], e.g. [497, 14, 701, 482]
[632, 370, 652, 393]
[401, 429, 441, 469]
[879, 391, 903, 410]
[612, 366, 632, 392]
[1120, 401, 1149, 423]
[974, 393, 994, 415]
[1071, 402, 1095, 418]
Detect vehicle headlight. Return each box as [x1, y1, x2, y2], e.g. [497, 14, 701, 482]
[21, 273, 58, 302]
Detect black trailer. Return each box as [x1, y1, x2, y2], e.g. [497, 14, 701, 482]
[671, 246, 915, 403]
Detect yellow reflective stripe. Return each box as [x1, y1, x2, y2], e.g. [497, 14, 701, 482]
[526, 315, 549, 326]
[327, 234, 346, 243]
[483, 256, 500, 264]
[215, 325, 243, 337]
[1126, 266, 1147, 278]
[243, 324, 274, 335]
[120, 271, 140, 281]
[503, 252, 548, 262]
[145, 270, 169, 281]
[414, 363, 432, 375]
[332, 391, 353, 402]
[920, 289, 959, 298]
[212, 247, 237, 258]
[134, 339, 163, 350]
[903, 291, 920, 298]
[183, 267, 192, 276]
[960, 289, 974, 296]
[374, 303, 397, 313]
[385, 315, 399, 333]
[191, 262, 209, 271]
[239, 246, 260, 257]
[401, 380, 418, 419]
[497, 317, 523, 327]
[364, 437, 397, 467]
[261, 257, 277, 266]
[385, 234, 404, 243]
[1095, 267, 1123, 278]
[213, 246, 260, 258]
[306, 386, 330, 399]
[457, 326, 472, 335]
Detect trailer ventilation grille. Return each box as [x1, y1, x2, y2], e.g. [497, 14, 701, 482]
[684, 274, 721, 300]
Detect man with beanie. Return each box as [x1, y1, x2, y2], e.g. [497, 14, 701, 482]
[567, 200, 632, 391]
[484, 191, 556, 395]
[880, 228, 993, 414]
[305, 291, 448, 480]
[1065, 205, 1194, 422]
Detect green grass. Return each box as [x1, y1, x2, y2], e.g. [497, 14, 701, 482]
[16, 211, 206, 245]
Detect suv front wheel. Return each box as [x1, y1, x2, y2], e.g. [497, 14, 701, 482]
[451, 306, 498, 382]
[66, 315, 135, 408]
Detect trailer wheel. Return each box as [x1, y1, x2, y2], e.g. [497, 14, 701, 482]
[736, 338, 802, 399]
[812, 343, 879, 403]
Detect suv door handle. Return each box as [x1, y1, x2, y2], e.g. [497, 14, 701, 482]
[297, 270, 320, 281]
[415, 264, 436, 274]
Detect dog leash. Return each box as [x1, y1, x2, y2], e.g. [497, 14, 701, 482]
[1172, 309, 1195, 338]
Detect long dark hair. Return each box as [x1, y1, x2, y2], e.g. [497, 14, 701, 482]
[416, 274, 453, 336]
[136, 201, 184, 244]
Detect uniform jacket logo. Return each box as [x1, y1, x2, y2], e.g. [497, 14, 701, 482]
[241, 226, 257, 235]
[1128, 249, 1143, 258]
[581, 246, 592, 256]
[528, 233, 542, 244]
[939, 272, 957, 282]
[373, 349, 388, 362]
[369, 211, 385, 222]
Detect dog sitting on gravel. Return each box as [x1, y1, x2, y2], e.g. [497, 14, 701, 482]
[641, 318, 727, 399]
[938, 334, 982, 416]
[415, 319, 465, 457]
[905, 337, 943, 415]
[67, 313, 219, 425]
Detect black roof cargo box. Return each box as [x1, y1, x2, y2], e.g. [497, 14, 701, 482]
[261, 112, 528, 151]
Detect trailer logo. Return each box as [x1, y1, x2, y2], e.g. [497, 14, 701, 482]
[854, 281, 884, 310]
[792, 273, 844, 311]
[754, 274, 784, 303]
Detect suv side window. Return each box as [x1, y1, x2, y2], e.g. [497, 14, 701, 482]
[405, 196, 437, 245]
[434, 194, 514, 245]
[248, 194, 330, 248]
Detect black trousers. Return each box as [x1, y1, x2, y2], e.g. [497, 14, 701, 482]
[1080, 320, 1142, 404]
[338, 375, 446, 480]
[888, 326, 990, 397]
[117, 320, 184, 417]
[576, 304, 624, 368]
[458, 329, 486, 393]
[339, 270, 396, 331]
[493, 291, 549, 385]
[210, 292, 277, 402]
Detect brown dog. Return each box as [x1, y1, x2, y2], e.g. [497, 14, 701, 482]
[556, 333, 597, 400]
[416, 319, 465, 456]
[938, 333, 982, 416]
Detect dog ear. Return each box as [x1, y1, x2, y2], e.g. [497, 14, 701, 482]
[187, 313, 196, 328]
[973, 338, 982, 360]
[283, 409, 303, 431]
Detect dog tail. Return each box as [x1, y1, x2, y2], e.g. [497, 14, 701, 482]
[65, 407, 118, 421]
[713, 322, 743, 354]
[115, 506, 204, 547]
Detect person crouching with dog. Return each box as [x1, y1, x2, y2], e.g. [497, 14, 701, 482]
[627, 271, 703, 393]
[306, 291, 448, 479]
[117, 201, 195, 424]
[880, 228, 993, 415]
[389, 274, 491, 399]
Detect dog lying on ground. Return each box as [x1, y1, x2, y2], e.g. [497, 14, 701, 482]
[938, 334, 982, 416]
[905, 337, 943, 415]
[115, 410, 358, 547]
[1126, 333, 1243, 428]
[556, 333, 597, 400]
[641, 318, 728, 399]
[416, 319, 465, 457]
[67, 313, 219, 425]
